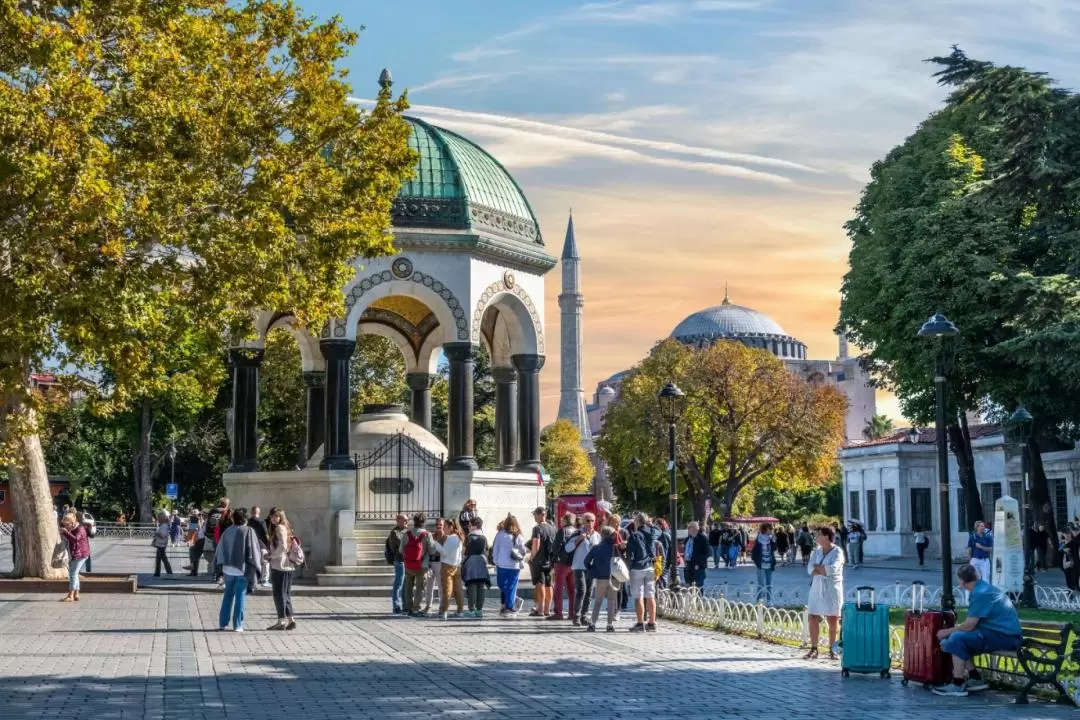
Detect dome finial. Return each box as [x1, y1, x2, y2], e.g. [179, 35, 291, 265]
[723, 281, 731, 305]
[378, 68, 393, 89]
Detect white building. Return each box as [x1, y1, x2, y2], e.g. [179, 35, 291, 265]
[840, 426, 1080, 559]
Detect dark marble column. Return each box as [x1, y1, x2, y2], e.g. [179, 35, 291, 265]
[492, 367, 519, 470]
[319, 339, 355, 470]
[406, 372, 437, 431]
[302, 371, 326, 465]
[229, 347, 264, 473]
[444, 343, 478, 471]
[513, 354, 545, 472]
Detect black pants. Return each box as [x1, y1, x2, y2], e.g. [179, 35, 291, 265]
[271, 569, 294, 619]
[154, 546, 172, 576]
[572, 570, 593, 621]
[189, 538, 204, 576]
[916, 542, 928, 565]
[467, 582, 486, 611]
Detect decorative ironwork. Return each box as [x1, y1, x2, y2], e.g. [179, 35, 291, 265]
[469, 203, 541, 244]
[391, 257, 414, 279]
[391, 197, 469, 229]
[354, 432, 445, 522]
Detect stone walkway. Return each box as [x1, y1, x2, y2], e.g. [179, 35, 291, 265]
[0, 591, 1073, 720]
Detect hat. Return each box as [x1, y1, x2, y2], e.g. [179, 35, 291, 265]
[533, 506, 546, 515]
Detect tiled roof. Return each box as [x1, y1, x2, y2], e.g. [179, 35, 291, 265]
[843, 423, 1001, 449]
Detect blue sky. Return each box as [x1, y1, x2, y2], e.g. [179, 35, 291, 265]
[301, 0, 1080, 422]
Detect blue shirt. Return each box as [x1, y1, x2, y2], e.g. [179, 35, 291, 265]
[968, 579, 1021, 638]
[969, 532, 993, 559]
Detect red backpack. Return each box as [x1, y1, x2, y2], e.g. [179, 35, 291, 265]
[402, 530, 428, 571]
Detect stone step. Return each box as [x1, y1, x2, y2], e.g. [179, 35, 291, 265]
[316, 572, 399, 587]
[321, 564, 394, 575]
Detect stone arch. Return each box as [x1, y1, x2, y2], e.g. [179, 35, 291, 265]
[355, 321, 417, 374]
[471, 276, 543, 356]
[334, 265, 469, 344]
[254, 311, 324, 372]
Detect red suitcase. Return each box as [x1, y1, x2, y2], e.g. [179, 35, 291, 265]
[902, 581, 955, 688]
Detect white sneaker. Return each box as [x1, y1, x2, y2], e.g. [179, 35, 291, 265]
[931, 683, 968, 697]
[233, 627, 244, 633]
[965, 678, 989, 693]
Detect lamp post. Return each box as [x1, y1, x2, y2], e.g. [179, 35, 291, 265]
[1008, 405, 1037, 607]
[918, 312, 959, 611]
[658, 381, 685, 591]
[169, 442, 177, 489]
[629, 455, 642, 507]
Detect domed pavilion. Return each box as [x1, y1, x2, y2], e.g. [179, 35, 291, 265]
[669, 287, 807, 360]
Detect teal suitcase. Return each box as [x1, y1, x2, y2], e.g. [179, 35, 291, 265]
[840, 586, 891, 679]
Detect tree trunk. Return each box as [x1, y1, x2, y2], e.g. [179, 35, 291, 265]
[947, 421, 981, 529]
[1028, 437, 1059, 568]
[3, 392, 65, 579]
[134, 398, 154, 523]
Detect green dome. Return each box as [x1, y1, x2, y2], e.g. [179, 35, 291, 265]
[392, 117, 545, 249]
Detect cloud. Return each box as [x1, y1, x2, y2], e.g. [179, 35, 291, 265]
[409, 73, 517, 93]
[693, 0, 771, 9]
[450, 48, 518, 63]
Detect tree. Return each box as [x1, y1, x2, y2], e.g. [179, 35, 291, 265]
[862, 413, 895, 440]
[540, 419, 593, 498]
[597, 340, 847, 521]
[0, 2, 416, 577]
[431, 345, 495, 469]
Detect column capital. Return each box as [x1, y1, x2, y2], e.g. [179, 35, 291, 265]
[229, 347, 264, 367]
[443, 342, 479, 363]
[319, 338, 356, 362]
[302, 370, 326, 389]
[512, 354, 545, 373]
[491, 366, 518, 385]
[405, 372, 438, 391]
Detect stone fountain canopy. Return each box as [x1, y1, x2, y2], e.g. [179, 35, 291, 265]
[305, 403, 447, 469]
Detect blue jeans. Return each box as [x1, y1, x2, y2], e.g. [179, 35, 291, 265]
[496, 567, 520, 611]
[756, 567, 773, 604]
[711, 546, 722, 568]
[219, 574, 249, 630]
[392, 561, 404, 612]
[942, 629, 1021, 661]
[68, 557, 87, 591]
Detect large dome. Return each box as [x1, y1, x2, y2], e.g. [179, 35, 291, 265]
[392, 117, 545, 251]
[670, 296, 807, 361]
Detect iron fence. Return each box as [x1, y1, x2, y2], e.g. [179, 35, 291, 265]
[354, 433, 445, 522]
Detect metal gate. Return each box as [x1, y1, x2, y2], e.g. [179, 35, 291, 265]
[354, 433, 445, 522]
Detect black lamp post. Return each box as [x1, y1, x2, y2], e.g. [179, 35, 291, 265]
[658, 381, 685, 591]
[918, 312, 959, 611]
[629, 456, 642, 507]
[1008, 405, 1037, 607]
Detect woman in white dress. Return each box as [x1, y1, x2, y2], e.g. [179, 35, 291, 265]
[805, 525, 844, 660]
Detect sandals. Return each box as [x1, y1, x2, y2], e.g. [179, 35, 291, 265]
[803, 648, 819, 660]
[827, 650, 838, 661]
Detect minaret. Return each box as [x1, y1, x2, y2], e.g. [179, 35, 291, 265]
[557, 211, 594, 453]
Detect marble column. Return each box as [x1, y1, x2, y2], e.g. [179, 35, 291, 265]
[302, 371, 326, 465]
[444, 343, 478, 471]
[229, 347, 264, 473]
[406, 372, 437, 431]
[492, 367, 519, 470]
[513, 354, 545, 472]
[319, 339, 355, 470]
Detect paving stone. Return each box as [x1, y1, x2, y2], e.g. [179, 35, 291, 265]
[0, 592, 1073, 719]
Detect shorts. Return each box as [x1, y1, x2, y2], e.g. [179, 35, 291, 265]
[530, 562, 552, 587]
[629, 567, 656, 599]
[941, 629, 1021, 661]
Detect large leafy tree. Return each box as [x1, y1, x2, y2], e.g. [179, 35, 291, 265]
[597, 340, 847, 521]
[0, 1, 415, 577]
[540, 419, 593, 498]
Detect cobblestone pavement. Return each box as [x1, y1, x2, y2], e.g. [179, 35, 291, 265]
[0, 591, 1074, 720]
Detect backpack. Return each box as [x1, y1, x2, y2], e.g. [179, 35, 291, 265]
[555, 527, 576, 566]
[402, 530, 428, 571]
[287, 536, 305, 566]
[384, 536, 395, 566]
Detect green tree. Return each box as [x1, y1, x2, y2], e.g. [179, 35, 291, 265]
[862, 413, 896, 441]
[0, 1, 415, 577]
[540, 419, 593, 498]
[597, 340, 847, 522]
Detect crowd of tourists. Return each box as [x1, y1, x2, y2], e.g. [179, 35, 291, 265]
[385, 503, 667, 633]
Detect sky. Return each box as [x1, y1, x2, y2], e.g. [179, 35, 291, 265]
[303, 0, 1080, 426]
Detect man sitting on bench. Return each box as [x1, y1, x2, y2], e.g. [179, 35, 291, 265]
[932, 563, 1023, 697]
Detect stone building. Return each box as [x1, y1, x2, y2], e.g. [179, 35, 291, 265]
[839, 426, 1080, 559]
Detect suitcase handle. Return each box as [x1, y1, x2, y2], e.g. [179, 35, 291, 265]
[911, 581, 925, 613]
[856, 585, 875, 610]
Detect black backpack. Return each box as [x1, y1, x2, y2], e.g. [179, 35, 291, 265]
[554, 526, 576, 566]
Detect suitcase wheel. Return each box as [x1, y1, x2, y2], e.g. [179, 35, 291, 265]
[842, 669, 850, 678]
[901, 678, 909, 687]
[880, 670, 890, 679]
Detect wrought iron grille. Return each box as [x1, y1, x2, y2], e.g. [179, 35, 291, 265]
[354, 433, 445, 522]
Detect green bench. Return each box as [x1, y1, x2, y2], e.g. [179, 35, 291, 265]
[982, 620, 1076, 706]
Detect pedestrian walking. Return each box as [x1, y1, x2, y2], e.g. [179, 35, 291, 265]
[185, 511, 204, 576]
[775, 526, 790, 567]
[492, 514, 527, 615]
[461, 516, 490, 617]
[214, 507, 262, 632]
[432, 517, 465, 619]
[548, 512, 577, 620]
[751, 522, 776, 605]
[683, 522, 709, 587]
[152, 511, 173, 576]
[847, 522, 864, 568]
[266, 508, 297, 631]
[59, 512, 90, 602]
[805, 526, 844, 660]
[385, 513, 408, 614]
[169, 513, 182, 547]
[708, 523, 722, 569]
[202, 499, 229, 582]
[567, 513, 600, 626]
[584, 526, 619, 632]
[914, 526, 930, 566]
[796, 524, 814, 566]
[458, 499, 478, 534]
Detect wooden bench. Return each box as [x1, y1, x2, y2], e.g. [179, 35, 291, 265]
[984, 620, 1076, 706]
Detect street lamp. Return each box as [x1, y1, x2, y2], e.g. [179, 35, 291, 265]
[1008, 405, 1037, 607]
[918, 312, 959, 610]
[658, 381, 685, 591]
[629, 456, 642, 507]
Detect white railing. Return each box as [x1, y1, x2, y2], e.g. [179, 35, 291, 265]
[704, 580, 972, 610]
[659, 586, 1080, 704]
[1036, 586, 1080, 612]
[92, 522, 158, 538]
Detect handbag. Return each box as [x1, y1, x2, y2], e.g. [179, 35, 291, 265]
[51, 540, 69, 569]
[611, 556, 630, 583]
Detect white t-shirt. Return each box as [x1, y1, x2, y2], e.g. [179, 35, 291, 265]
[914, 531, 928, 544]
